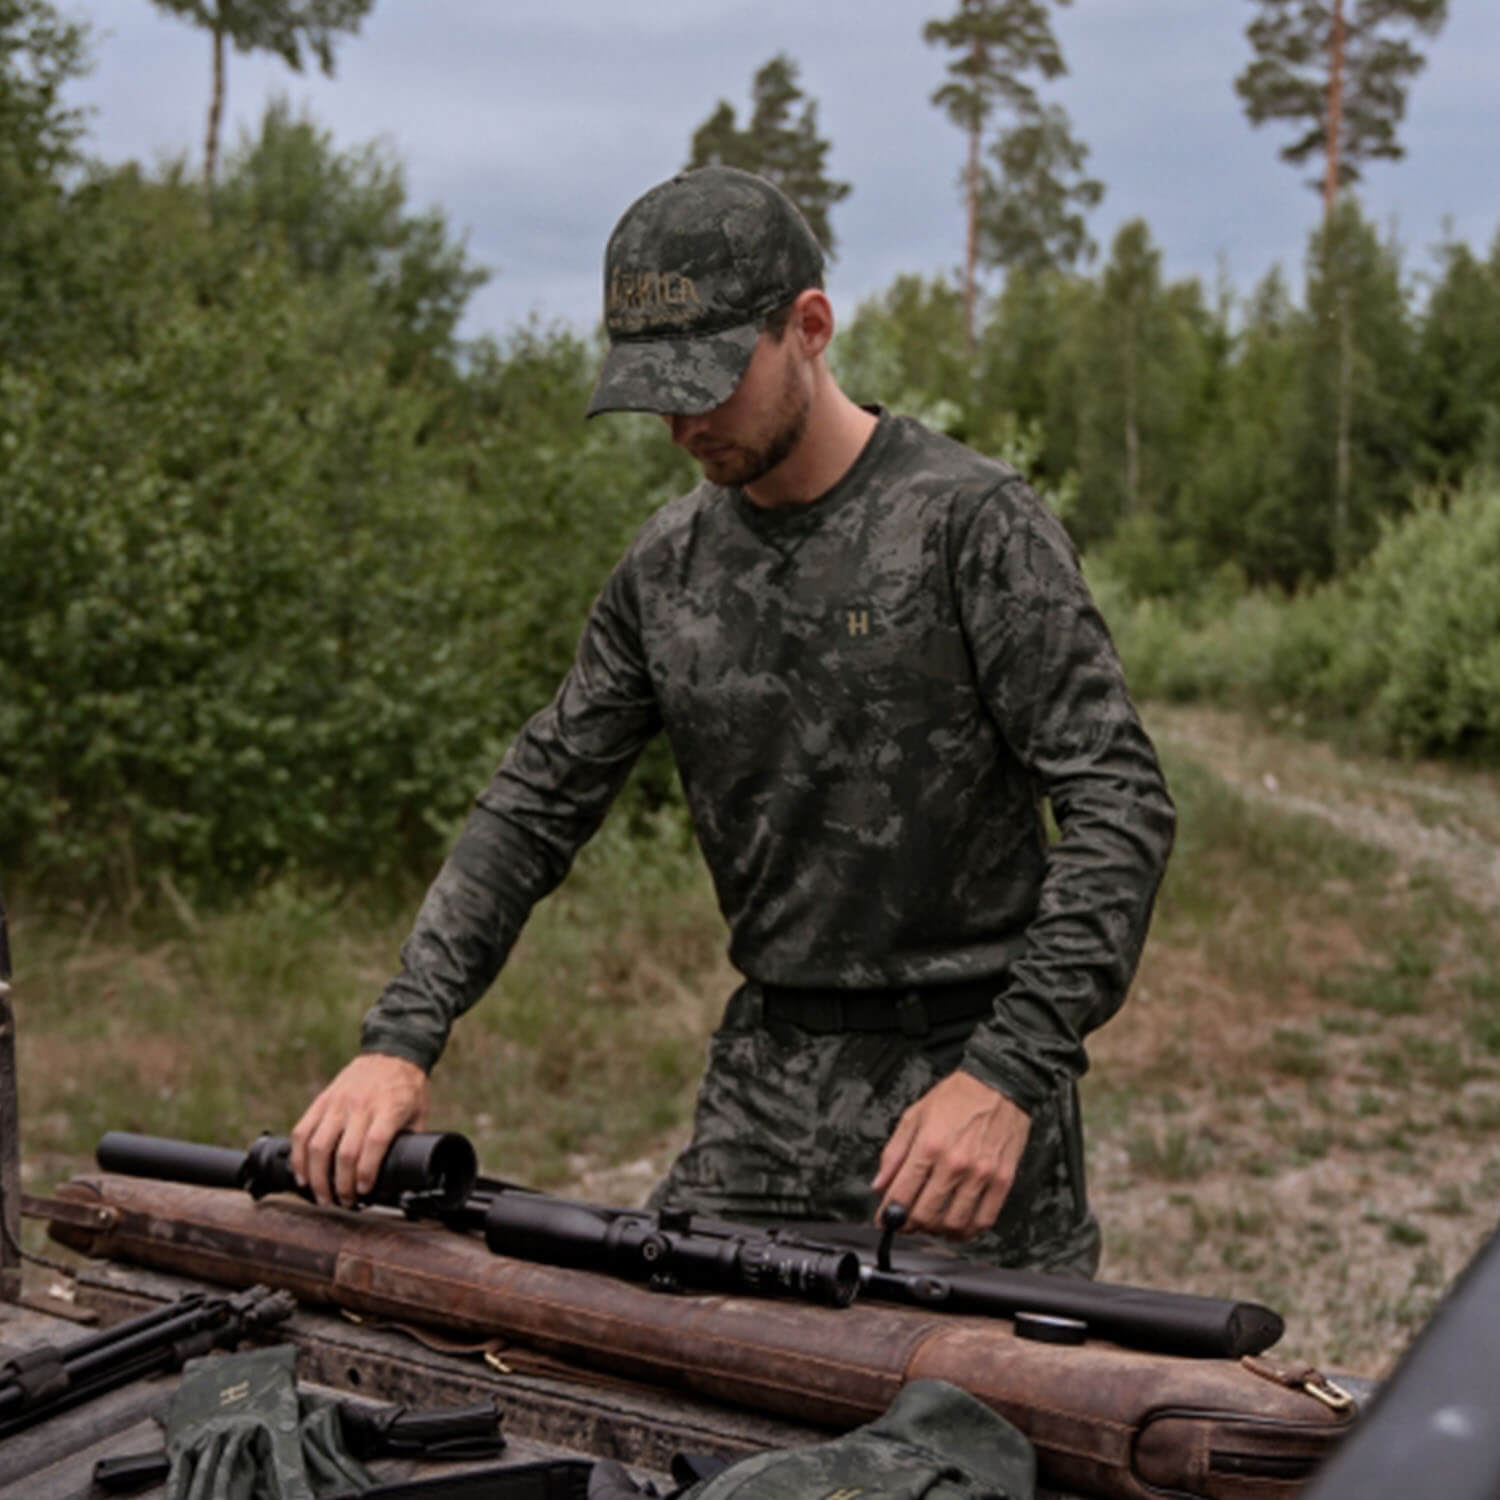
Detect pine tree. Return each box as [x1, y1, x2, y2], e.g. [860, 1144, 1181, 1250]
[980, 101, 1102, 278]
[686, 53, 851, 257]
[1062, 221, 1214, 552]
[1236, 0, 1443, 572]
[979, 264, 1070, 436]
[147, 0, 374, 185]
[1301, 200, 1415, 570]
[1235, 0, 1448, 221]
[1102, 222, 1161, 520]
[1415, 238, 1500, 486]
[923, 0, 1099, 346]
[1188, 267, 1311, 585]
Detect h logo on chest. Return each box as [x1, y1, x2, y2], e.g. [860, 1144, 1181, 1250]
[846, 608, 871, 638]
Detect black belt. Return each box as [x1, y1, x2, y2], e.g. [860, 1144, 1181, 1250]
[759, 978, 1000, 1036]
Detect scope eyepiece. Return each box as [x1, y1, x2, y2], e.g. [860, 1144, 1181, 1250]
[374, 1131, 478, 1208]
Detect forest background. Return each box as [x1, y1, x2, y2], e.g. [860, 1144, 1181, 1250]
[4, 0, 1500, 1374]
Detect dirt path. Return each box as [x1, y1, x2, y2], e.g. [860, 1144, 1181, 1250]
[1146, 704, 1500, 915]
[1091, 704, 1500, 1372]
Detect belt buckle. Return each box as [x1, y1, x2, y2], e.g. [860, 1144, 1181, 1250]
[897, 991, 928, 1038]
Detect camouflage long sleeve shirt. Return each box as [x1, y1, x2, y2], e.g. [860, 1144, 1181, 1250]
[362, 412, 1176, 1116]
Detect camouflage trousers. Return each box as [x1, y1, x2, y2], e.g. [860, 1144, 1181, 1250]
[650, 983, 1101, 1278]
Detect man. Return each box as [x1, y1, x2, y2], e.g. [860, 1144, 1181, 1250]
[291, 166, 1174, 1276]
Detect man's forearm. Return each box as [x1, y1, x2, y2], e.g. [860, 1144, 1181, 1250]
[360, 800, 560, 1069]
[960, 733, 1177, 1108]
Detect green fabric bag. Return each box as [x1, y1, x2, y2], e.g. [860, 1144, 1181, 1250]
[677, 1381, 1033, 1500]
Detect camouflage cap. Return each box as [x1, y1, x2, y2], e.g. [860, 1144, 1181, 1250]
[586, 166, 825, 418]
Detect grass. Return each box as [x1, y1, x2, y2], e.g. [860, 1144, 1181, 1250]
[10, 705, 1500, 1379]
[11, 817, 732, 1194]
[1085, 715, 1500, 1375]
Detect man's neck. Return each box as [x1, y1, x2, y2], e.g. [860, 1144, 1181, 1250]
[743, 384, 879, 510]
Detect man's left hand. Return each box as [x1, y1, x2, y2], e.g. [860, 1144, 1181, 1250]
[872, 1070, 1031, 1241]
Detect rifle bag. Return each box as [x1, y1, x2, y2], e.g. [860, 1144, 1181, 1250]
[46, 1176, 1354, 1500]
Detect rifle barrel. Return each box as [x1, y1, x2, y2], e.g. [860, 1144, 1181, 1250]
[98, 1132, 250, 1190]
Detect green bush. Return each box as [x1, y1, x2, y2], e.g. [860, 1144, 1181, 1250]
[1099, 474, 1500, 760]
[1341, 478, 1500, 753]
[0, 162, 692, 902]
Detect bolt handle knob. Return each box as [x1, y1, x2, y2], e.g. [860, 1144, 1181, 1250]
[877, 1203, 908, 1271]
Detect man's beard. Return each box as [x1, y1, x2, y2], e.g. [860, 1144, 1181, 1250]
[693, 355, 811, 489]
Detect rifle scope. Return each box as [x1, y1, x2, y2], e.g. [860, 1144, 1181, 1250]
[96, 1129, 478, 1211]
[477, 1193, 861, 1308]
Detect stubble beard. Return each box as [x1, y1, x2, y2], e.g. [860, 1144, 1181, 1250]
[693, 354, 812, 489]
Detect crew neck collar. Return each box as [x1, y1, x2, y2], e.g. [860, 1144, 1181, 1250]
[729, 406, 890, 532]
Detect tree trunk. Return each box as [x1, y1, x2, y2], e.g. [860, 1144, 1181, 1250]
[205, 16, 225, 187]
[1323, 0, 1346, 221]
[963, 44, 982, 354]
[1325, 2, 1350, 571]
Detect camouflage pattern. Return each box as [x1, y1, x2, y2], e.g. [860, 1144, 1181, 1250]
[647, 983, 1100, 1276]
[587, 166, 825, 417]
[165, 1344, 314, 1500]
[164, 1346, 376, 1499]
[677, 1379, 1034, 1500]
[363, 411, 1174, 1260]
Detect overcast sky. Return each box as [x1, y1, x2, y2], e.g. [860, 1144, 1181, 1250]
[62, 1, 1500, 341]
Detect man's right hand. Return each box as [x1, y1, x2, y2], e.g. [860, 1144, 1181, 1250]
[290, 1053, 430, 1207]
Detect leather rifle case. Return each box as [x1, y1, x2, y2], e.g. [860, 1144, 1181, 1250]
[46, 1176, 1353, 1500]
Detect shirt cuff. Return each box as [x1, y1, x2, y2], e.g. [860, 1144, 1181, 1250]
[958, 1031, 1054, 1117]
[357, 1028, 441, 1074]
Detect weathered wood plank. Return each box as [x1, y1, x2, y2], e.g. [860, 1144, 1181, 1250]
[0, 1382, 172, 1491]
[21, 1412, 165, 1500]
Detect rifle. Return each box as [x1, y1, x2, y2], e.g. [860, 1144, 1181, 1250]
[433, 1185, 1283, 1358]
[94, 1130, 1285, 1358]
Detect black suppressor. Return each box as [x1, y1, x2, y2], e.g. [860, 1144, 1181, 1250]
[472, 1193, 862, 1308]
[786, 1209, 1286, 1359]
[96, 1129, 478, 1211]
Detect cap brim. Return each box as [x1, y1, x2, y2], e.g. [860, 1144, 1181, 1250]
[585, 321, 762, 418]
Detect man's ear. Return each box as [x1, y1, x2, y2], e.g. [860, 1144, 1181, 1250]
[792, 288, 835, 358]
